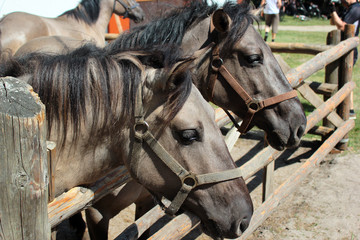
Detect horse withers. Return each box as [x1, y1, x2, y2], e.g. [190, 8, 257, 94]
[0, 44, 253, 239]
[0, 0, 144, 56]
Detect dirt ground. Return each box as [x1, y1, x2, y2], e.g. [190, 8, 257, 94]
[57, 130, 360, 240]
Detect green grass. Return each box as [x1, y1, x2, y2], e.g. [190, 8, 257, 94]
[259, 15, 331, 26]
[270, 29, 360, 151]
[278, 15, 331, 26]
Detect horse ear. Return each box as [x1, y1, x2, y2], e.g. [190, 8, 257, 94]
[212, 9, 232, 33]
[166, 58, 195, 90]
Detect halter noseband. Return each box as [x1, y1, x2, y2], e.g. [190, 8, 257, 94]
[130, 85, 244, 215]
[115, 0, 140, 18]
[206, 15, 297, 134]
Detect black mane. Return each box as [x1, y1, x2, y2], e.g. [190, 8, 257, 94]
[59, 0, 101, 24]
[0, 44, 192, 148]
[106, 0, 253, 54]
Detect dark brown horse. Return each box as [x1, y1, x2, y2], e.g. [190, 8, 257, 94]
[0, 44, 253, 239]
[0, 0, 144, 55]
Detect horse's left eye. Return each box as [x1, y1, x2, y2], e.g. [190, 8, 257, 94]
[177, 129, 199, 145]
[246, 54, 263, 65]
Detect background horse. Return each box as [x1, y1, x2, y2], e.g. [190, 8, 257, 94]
[0, 44, 253, 239]
[0, 0, 144, 55]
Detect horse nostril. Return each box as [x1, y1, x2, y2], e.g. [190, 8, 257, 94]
[297, 124, 305, 139]
[233, 216, 251, 237]
[239, 217, 250, 233]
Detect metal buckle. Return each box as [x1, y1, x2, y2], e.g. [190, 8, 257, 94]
[181, 173, 198, 189]
[134, 120, 149, 141]
[246, 99, 261, 112]
[211, 57, 223, 71]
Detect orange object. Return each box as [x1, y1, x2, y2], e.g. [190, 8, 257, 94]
[108, 14, 130, 34]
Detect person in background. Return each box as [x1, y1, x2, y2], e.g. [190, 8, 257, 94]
[330, 0, 360, 119]
[261, 0, 282, 42]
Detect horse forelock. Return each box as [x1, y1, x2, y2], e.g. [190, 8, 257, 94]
[221, 0, 255, 53]
[60, 0, 101, 24]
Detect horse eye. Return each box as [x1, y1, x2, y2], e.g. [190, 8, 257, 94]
[246, 54, 262, 65]
[177, 129, 199, 145]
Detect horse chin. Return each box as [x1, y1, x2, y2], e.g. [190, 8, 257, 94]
[200, 218, 243, 240]
[265, 132, 286, 151]
[265, 129, 302, 151]
[200, 220, 225, 240]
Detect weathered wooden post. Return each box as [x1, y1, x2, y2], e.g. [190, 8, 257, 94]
[323, 29, 341, 138]
[337, 24, 355, 150]
[0, 77, 50, 239]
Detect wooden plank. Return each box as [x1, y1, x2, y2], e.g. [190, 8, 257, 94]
[214, 108, 239, 128]
[105, 33, 119, 41]
[298, 83, 343, 128]
[287, 37, 359, 88]
[337, 24, 355, 150]
[305, 80, 337, 96]
[323, 30, 341, 132]
[262, 161, 274, 202]
[0, 77, 50, 239]
[48, 166, 131, 227]
[238, 119, 355, 240]
[224, 122, 242, 152]
[304, 81, 355, 133]
[268, 42, 331, 55]
[307, 126, 334, 138]
[115, 204, 167, 240]
[147, 211, 200, 240]
[47, 141, 56, 202]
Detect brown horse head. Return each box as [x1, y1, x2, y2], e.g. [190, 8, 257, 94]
[107, 0, 306, 151]
[113, 0, 145, 23]
[200, 7, 306, 150]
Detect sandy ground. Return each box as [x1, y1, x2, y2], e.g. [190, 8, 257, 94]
[54, 130, 360, 240]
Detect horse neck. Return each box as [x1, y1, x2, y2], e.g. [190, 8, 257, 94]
[181, 17, 213, 97]
[94, 0, 116, 35]
[181, 17, 211, 55]
[56, 0, 114, 44]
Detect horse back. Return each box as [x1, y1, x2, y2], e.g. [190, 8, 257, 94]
[0, 12, 50, 54]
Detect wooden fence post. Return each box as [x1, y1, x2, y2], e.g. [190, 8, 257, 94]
[0, 77, 50, 239]
[337, 24, 355, 150]
[323, 30, 341, 139]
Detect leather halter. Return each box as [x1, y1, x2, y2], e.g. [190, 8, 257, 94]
[206, 16, 298, 133]
[130, 85, 245, 215]
[116, 0, 140, 18]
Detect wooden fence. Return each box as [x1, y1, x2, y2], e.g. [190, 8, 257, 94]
[0, 25, 357, 239]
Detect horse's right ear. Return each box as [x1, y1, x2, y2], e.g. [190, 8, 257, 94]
[166, 58, 195, 90]
[212, 9, 232, 33]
